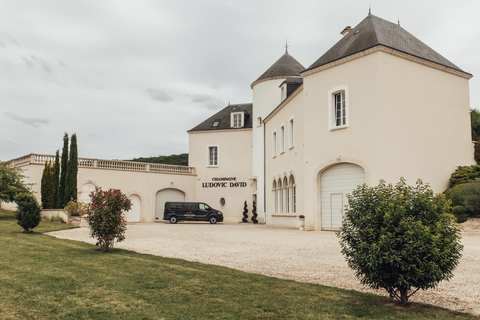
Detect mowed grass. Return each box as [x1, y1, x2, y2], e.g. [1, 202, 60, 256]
[0, 209, 477, 320]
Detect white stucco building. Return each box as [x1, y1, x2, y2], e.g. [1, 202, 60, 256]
[4, 14, 474, 230]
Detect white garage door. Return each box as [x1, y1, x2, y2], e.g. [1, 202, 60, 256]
[320, 163, 365, 231]
[155, 189, 185, 221]
[127, 195, 141, 222]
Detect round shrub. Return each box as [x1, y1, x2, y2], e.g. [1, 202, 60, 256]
[444, 184, 469, 207]
[452, 206, 468, 223]
[338, 178, 463, 305]
[15, 193, 41, 233]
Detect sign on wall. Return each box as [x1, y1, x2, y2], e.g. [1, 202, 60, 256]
[201, 177, 247, 188]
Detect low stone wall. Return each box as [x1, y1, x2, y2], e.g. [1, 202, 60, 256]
[42, 209, 68, 222]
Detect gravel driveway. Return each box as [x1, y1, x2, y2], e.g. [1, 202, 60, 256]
[47, 219, 480, 316]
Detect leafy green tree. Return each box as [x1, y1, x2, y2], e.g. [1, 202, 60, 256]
[337, 178, 463, 305]
[471, 108, 480, 141]
[86, 188, 131, 252]
[242, 201, 248, 223]
[40, 161, 54, 209]
[65, 133, 78, 204]
[53, 150, 60, 208]
[59, 133, 69, 208]
[0, 161, 30, 203]
[251, 200, 258, 223]
[15, 193, 41, 233]
[129, 153, 189, 166]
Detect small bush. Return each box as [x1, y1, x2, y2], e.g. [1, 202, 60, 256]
[251, 201, 258, 223]
[445, 184, 469, 207]
[242, 201, 248, 223]
[449, 165, 480, 188]
[452, 206, 468, 223]
[86, 188, 131, 252]
[338, 178, 463, 305]
[15, 193, 41, 233]
[63, 200, 88, 217]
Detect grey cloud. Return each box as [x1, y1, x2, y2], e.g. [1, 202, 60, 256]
[21, 55, 53, 73]
[187, 94, 224, 110]
[0, 30, 20, 48]
[4, 112, 50, 127]
[147, 88, 172, 102]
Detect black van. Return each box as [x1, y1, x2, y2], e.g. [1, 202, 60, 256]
[163, 202, 224, 224]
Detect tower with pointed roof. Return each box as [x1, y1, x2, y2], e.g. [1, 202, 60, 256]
[251, 49, 305, 222]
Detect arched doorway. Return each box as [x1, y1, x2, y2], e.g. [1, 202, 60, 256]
[320, 163, 365, 231]
[155, 188, 185, 222]
[127, 194, 141, 222]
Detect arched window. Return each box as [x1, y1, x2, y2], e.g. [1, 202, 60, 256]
[289, 175, 296, 214]
[278, 179, 283, 213]
[273, 180, 278, 213]
[284, 177, 289, 214]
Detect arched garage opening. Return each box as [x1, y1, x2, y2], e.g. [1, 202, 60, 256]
[320, 163, 365, 231]
[155, 188, 185, 222]
[127, 194, 141, 222]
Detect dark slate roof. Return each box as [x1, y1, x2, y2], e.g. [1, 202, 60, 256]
[305, 14, 467, 74]
[280, 76, 304, 86]
[188, 103, 253, 132]
[252, 50, 305, 87]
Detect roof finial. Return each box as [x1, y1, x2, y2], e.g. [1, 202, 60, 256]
[398, 17, 401, 26]
[284, 38, 289, 54]
[368, 5, 371, 15]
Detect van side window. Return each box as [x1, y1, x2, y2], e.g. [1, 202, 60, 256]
[199, 203, 209, 210]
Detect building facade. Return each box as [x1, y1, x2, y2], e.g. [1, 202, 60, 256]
[4, 14, 474, 230]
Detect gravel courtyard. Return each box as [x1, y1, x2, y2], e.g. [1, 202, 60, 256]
[47, 219, 480, 316]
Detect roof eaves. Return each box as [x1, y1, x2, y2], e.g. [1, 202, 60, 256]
[301, 44, 472, 78]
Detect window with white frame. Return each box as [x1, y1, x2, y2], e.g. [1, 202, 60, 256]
[280, 125, 285, 153]
[335, 92, 346, 126]
[288, 118, 294, 148]
[208, 146, 218, 166]
[284, 177, 289, 214]
[272, 131, 277, 157]
[273, 180, 278, 213]
[278, 179, 283, 213]
[257, 117, 262, 127]
[290, 175, 296, 214]
[231, 112, 243, 128]
[328, 86, 349, 130]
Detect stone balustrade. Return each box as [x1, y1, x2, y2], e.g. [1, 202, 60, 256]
[8, 153, 195, 175]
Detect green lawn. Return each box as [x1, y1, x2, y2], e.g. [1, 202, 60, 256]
[0, 209, 477, 320]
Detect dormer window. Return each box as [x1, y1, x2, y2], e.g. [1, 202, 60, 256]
[231, 112, 244, 128]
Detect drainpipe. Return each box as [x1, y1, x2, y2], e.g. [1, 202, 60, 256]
[263, 122, 266, 224]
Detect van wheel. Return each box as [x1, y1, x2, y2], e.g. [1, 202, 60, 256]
[209, 216, 217, 224]
[169, 216, 178, 224]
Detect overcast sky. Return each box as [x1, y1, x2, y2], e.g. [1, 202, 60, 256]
[1, 0, 479, 161]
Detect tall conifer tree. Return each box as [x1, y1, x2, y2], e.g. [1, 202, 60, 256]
[53, 150, 60, 208]
[65, 133, 78, 203]
[59, 133, 69, 208]
[40, 161, 54, 209]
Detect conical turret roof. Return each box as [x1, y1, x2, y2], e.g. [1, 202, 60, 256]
[251, 50, 305, 88]
[304, 14, 468, 75]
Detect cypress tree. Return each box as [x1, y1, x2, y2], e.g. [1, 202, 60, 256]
[53, 150, 60, 208]
[41, 162, 48, 208]
[40, 162, 54, 209]
[65, 133, 78, 203]
[59, 133, 69, 208]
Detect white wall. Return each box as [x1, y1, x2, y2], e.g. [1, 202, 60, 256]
[189, 129, 253, 222]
